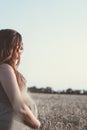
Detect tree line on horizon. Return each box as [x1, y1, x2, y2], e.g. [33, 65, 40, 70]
[27, 86, 87, 95]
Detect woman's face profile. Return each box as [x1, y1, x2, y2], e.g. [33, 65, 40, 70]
[12, 43, 23, 64]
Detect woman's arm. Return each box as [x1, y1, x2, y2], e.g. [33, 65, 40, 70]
[0, 64, 40, 129]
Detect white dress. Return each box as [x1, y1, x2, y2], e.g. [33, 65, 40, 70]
[0, 85, 38, 130]
[0, 64, 38, 130]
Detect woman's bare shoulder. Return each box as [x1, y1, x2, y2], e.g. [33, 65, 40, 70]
[0, 63, 14, 76]
[0, 63, 13, 70]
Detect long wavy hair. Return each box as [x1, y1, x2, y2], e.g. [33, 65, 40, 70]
[0, 29, 26, 89]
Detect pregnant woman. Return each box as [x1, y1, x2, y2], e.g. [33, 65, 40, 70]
[0, 29, 40, 130]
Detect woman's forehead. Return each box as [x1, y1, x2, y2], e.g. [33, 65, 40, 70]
[17, 41, 23, 46]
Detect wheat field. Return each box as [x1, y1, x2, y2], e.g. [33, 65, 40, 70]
[31, 93, 87, 130]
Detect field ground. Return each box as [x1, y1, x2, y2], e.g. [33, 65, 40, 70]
[31, 93, 87, 130]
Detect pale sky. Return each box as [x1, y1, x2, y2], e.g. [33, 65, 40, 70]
[0, 0, 87, 91]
